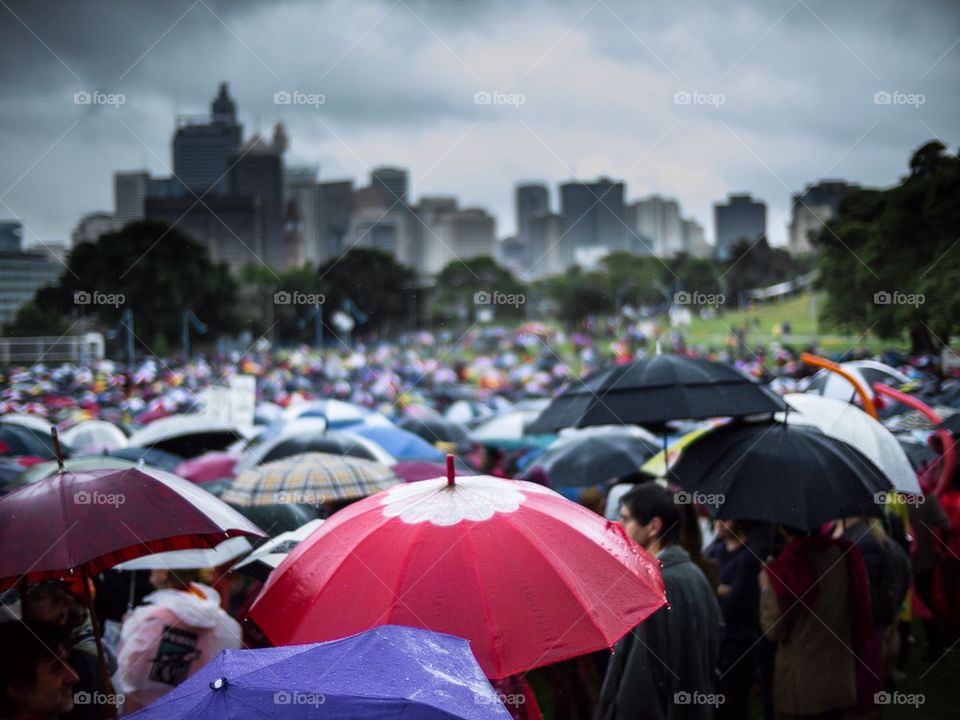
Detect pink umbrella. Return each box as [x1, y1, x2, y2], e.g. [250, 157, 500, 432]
[175, 451, 239, 484]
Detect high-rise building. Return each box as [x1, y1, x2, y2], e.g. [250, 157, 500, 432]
[515, 184, 549, 248]
[230, 127, 285, 267]
[525, 213, 563, 279]
[422, 207, 496, 275]
[788, 180, 859, 255]
[371, 166, 409, 207]
[282, 200, 304, 270]
[714, 193, 766, 261]
[498, 235, 526, 280]
[630, 195, 682, 256]
[0, 221, 64, 325]
[284, 166, 322, 266]
[114, 171, 150, 223]
[317, 181, 354, 263]
[173, 82, 243, 196]
[559, 178, 627, 265]
[681, 218, 711, 258]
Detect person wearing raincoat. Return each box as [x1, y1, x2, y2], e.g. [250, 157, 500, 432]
[113, 569, 241, 714]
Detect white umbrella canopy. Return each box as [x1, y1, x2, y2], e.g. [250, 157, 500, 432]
[62, 420, 128, 452]
[113, 536, 252, 571]
[231, 518, 325, 580]
[0, 413, 53, 433]
[780, 393, 921, 495]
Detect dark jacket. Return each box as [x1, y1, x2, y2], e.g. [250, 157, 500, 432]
[598, 545, 723, 720]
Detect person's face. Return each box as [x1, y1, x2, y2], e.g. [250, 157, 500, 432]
[715, 519, 735, 540]
[8, 649, 79, 719]
[149, 569, 170, 590]
[620, 505, 660, 550]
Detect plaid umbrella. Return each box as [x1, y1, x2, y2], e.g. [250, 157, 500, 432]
[221, 452, 400, 507]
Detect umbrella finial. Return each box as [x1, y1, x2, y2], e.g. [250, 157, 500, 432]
[50, 427, 65, 472]
[446, 454, 455, 486]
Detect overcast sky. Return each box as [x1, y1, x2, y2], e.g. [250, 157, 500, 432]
[1, 0, 957, 249]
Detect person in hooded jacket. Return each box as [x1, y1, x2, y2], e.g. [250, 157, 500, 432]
[113, 569, 241, 714]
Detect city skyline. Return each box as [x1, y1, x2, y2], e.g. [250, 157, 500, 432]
[1, 0, 956, 251]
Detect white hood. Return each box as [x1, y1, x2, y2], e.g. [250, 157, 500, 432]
[141, 583, 224, 629]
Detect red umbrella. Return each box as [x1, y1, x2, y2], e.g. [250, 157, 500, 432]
[175, 451, 239, 484]
[250, 462, 665, 679]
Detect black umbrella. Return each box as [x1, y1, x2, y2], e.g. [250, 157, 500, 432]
[236, 431, 387, 473]
[936, 413, 960, 435]
[0, 424, 57, 459]
[668, 421, 892, 531]
[527, 355, 786, 434]
[522, 427, 660, 488]
[105, 446, 184, 472]
[397, 416, 472, 451]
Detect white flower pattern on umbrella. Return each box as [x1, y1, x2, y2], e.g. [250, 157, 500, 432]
[382, 476, 531, 526]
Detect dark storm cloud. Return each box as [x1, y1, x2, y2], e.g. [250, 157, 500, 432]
[0, 0, 957, 245]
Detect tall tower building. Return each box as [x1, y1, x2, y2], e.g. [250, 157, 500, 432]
[714, 194, 766, 261]
[114, 171, 150, 223]
[173, 82, 243, 196]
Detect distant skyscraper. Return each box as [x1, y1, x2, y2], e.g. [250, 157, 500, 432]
[0, 221, 23, 253]
[282, 200, 304, 270]
[114, 171, 150, 223]
[0, 225, 64, 325]
[317, 181, 354, 262]
[526, 213, 563, 279]
[230, 127, 286, 267]
[284, 166, 322, 265]
[173, 82, 243, 196]
[681, 218, 710, 258]
[559, 178, 627, 265]
[714, 194, 766, 261]
[422, 207, 495, 275]
[788, 180, 859, 254]
[371, 166, 409, 206]
[515, 184, 549, 248]
[630, 195, 682, 256]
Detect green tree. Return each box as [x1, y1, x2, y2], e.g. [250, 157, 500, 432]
[317, 248, 414, 335]
[815, 141, 960, 352]
[6, 221, 240, 352]
[431, 256, 527, 323]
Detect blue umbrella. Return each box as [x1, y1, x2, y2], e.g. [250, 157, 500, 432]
[350, 424, 445, 462]
[128, 625, 511, 719]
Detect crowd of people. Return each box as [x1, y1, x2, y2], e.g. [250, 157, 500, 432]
[1, 321, 959, 719]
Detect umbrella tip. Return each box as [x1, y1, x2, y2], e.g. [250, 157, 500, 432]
[210, 677, 228, 691]
[446, 454, 455, 486]
[50, 426, 65, 472]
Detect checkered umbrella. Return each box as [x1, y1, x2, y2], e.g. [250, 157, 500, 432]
[221, 452, 400, 507]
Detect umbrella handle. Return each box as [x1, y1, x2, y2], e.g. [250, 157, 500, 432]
[81, 568, 118, 719]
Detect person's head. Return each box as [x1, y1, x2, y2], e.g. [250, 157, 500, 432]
[619, 483, 680, 553]
[149, 569, 199, 591]
[0, 621, 79, 719]
[25, 583, 72, 627]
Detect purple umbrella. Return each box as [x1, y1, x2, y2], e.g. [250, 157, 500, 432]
[128, 625, 512, 719]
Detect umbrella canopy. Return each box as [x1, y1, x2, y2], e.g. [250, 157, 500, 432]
[285, 399, 371, 428]
[236, 429, 395, 472]
[232, 519, 325, 581]
[780, 393, 921, 495]
[250, 474, 666, 679]
[127, 415, 249, 458]
[804, 360, 909, 401]
[0, 414, 54, 433]
[9, 455, 139, 490]
[61, 420, 128, 452]
[0, 466, 265, 590]
[398, 415, 472, 450]
[527, 354, 786, 434]
[0, 424, 57, 459]
[222, 452, 401, 508]
[937, 412, 960, 435]
[669, 421, 893, 531]
[349, 423, 445, 462]
[127, 625, 511, 719]
[106, 446, 184, 472]
[524, 426, 660, 488]
[175, 451, 239, 484]
[470, 410, 555, 450]
[114, 536, 252, 571]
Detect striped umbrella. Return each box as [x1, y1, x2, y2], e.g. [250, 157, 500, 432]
[221, 452, 400, 507]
